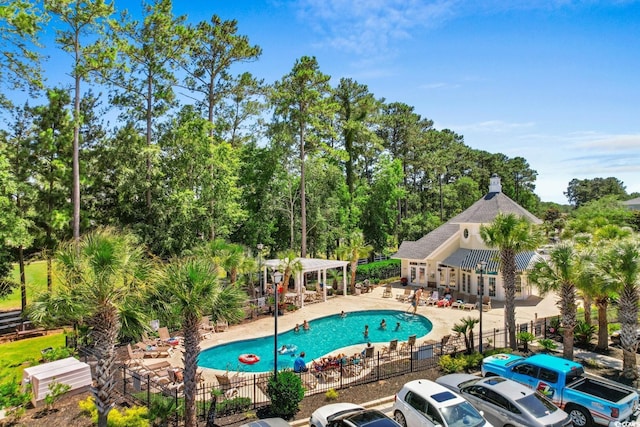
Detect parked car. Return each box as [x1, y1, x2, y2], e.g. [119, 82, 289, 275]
[240, 418, 291, 427]
[481, 353, 640, 427]
[436, 374, 572, 427]
[310, 403, 401, 427]
[391, 379, 493, 427]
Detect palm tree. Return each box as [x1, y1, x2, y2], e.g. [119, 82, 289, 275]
[336, 231, 373, 294]
[529, 241, 587, 360]
[453, 316, 479, 354]
[595, 238, 640, 378]
[275, 249, 303, 302]
[480, 213, 543, 350]
[197, 238, 248, 284]
[29, 227, 149, 427]
[155, 256, 246, 427]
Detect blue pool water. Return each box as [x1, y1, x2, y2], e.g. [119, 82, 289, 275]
[198, 309, 433, 373]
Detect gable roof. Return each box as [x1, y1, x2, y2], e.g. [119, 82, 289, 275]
[448, 192, 542, 224]
[393, 223, 458, 260]
[392, 187, 542, 261]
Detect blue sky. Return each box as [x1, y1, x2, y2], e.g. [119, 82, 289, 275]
[39, 1, 640, 204]
[178, 0, 640, 204]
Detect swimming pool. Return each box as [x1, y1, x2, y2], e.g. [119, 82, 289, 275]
[198, 309, 433, 373]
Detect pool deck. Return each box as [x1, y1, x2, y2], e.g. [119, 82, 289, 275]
[165, 283, 561, 385]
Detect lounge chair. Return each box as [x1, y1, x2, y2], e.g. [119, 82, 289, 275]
[396, 288, 411, 301]
[399, 335, 417, 353]
[362, 345, 375, 367]
[134, 342, 170, 358]
[382, 285, 392, 298]
[463, 294, 478, 310]
[381, 339, 398, 357]
[215, 319, 229, 332]
[482, 295, 492, 311]
[201, 316, 215, 330]
[214, 374, 240, 398]
[437, 334, 457, 355]
[424, 291, 439, 306]
[215, 371, 246, 389]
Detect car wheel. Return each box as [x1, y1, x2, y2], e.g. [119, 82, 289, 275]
[567, 405, 592, 427]
[393, 410, 407, 427]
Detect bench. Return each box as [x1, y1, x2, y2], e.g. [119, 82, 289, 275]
[14, 322, 46, 340]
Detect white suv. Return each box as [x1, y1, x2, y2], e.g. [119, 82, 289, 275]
[392, 379, 493, 427]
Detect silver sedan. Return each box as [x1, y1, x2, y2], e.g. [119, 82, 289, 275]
[435, 374, 572, 427]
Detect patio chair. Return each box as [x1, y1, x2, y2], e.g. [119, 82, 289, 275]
[382, 285, 392, 298]
[215, 318, 229, 332]
[362, 345, 376, 367]
[381, 339, 398, 357]
[216, 371, 246, 389]
[424, 290, 439, 306]
[437, 334, 456, 355]
[399, 335, 417, 354]
[214, 374, 240, 398]
[200, 316, 215, 330]
[482, 295, 492, 311]
[450, 296, 465, 309]
[134, 342, 170, 358]
[396, 288, 411, 302]
[463, 294, 478, 310]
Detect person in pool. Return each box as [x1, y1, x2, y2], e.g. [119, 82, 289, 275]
[363, 324, 369, 339]
[395, 321, 401, 331]
[340, 310, 347, 318]
[294, 323, 300, 333]
[379, 319, 387, 330]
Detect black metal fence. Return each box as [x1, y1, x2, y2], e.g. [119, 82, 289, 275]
[115, 314, 561, 426]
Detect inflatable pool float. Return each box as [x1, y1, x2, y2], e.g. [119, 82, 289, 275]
[238, 354, 260, 365]
[277, 344, 297, 355]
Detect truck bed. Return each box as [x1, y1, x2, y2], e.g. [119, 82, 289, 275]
[568, 377, 632, 403]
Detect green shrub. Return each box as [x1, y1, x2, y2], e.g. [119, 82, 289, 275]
[325, 389, 339, 400]
[44, 379, 71, 411]
[41, 346, 75, 363]
[462, 352, 484, 371]
[517, 331, 536, 352]
[216, 396, 252, 416]
[438, 354, 466, 374]
[537, 338, 558, 352]
[78, 396, 148, 427]
[266, 371, 304, 419]
[0, 377, 31, 410]
[574, 321, 597, 347]
[355, 259, 400, 282]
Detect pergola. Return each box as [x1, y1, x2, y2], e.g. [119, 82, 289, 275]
[261, 258, 349, 308]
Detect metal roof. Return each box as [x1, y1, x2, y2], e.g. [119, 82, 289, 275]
[262, 258, 348, 272]
[441, 249, 541, 272]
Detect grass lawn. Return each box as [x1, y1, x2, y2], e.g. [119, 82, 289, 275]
[0, 332, 66, 380]
[1, 260, 51, 311]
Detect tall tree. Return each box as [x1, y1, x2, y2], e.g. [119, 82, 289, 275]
[270, 56, 335, 257]
[109, 0, 186, 210]
[0, 0, 45, 105]
[1, 105, 37, 310]
[30, 88, 73, 290]
[595, 238, 640, 378]
[564, 177, 627, 207]
[480, 213, 543, 350]
[528, 241, 586, 360]
[29, 227, 150, 427]
[45, 0, 115, 243]
[155, 256, 245, 427]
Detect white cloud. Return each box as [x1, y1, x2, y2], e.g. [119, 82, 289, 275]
[446, 120, 536, 134]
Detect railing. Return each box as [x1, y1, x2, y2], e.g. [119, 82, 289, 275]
[115, 314, 561, 425]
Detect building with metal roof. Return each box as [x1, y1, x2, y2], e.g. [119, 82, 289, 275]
[392, 174, 543, 301]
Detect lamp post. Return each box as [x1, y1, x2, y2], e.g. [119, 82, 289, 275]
[477, 261, 487, 354]
[257, 243, 264, 296]
[271, 268, 283, 378]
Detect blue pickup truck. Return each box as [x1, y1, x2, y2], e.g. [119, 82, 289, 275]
[481, 353, 639, 427]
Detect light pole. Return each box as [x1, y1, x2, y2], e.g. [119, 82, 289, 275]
[257, 243, 264, 296]
[477, 261, 487, 354]
[271, 268, 283, 378]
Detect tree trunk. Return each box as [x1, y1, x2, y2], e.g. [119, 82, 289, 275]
[183, 314, 200, 427]
[595, 300, 609, 351]
[501, 251, 517, 350]
[583, 295, 592, 326]
[206, 395, 218, 427]
[93, 308, 119, 427]
[19, 245, 26, 312]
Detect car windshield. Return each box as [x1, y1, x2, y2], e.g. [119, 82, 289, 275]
[516, 392, 558, 417]
[440, 401, 485, 427]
